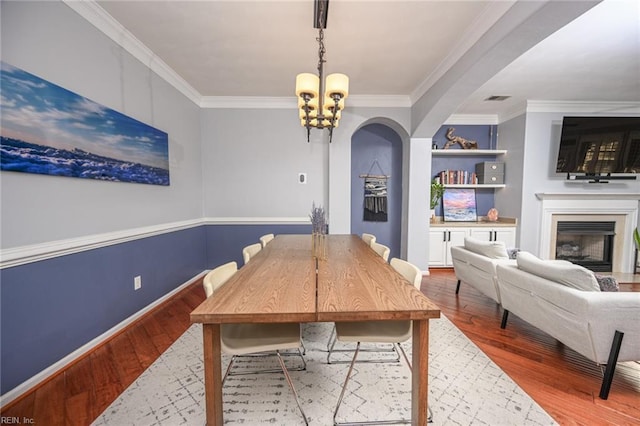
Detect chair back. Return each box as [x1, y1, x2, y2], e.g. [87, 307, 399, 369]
[203, 261, 238, 297]
[260, 233, 275, 247]
[371, 241, 390, 262]
[390, 257, 422, 289]
[361, 233, 376, 246]
[242, 243, 262, 265]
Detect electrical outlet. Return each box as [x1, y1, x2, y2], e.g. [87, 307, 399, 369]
[134, 275, 142, 290]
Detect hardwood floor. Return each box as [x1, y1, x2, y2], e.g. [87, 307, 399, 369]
[2, 270, 638, 425]
[424, 269, 640, 426]
[1, 282, 206, 426]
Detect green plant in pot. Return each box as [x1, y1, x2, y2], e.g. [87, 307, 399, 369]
[430, 179, 445, 219]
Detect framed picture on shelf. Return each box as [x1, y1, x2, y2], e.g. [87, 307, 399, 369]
[443, 188, 477, 222]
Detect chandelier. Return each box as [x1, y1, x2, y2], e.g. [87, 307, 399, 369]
[295, 0, 349, 143]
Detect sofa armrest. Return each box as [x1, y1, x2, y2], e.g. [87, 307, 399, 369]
[584, 292, 640, 364]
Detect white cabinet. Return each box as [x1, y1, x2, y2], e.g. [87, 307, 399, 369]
[429, 224, 517, 267]
[468, 227, 516, 247]
[428, 228, 466, 266]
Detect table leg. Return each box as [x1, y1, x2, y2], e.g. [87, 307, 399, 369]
[412, 319, 429, 426]
[203, 324, 223, 426]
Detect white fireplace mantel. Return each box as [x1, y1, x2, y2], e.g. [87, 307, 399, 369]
[537, 193, 639, 272]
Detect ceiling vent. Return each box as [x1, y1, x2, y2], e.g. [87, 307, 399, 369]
[484, 95, 511, 101]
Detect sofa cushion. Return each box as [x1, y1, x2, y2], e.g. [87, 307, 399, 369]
[594, 274, 620, 292]
[516, 251, 600, 292]
[464, 236, 509, 259]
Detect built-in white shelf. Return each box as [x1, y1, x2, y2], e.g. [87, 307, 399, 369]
[433, 149, 507, 156]
[444, 184, 506, 189]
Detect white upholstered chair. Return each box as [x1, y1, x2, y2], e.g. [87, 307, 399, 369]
[331, 257, 431, 425]
[361, 233, 376, 246]
[259, 233, 274, 247]
[202, 261, 309, 425]
[370, 241, 390, 262]
[242, 242, 262, 265]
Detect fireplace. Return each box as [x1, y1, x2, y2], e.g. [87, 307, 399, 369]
[537, 193, 639, 274]
[555, 221, 614, 272]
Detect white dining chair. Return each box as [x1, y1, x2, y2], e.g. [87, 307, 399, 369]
[259, 233, 275, 247]
[202, 261, 309, 425]
[371, 241, 390, 262]
[242, 242, 262, 265]
[331, 257, 432, 425]
[361, 233, 376, 246]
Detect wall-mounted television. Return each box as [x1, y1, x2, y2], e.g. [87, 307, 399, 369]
[556, 116, 640, 175]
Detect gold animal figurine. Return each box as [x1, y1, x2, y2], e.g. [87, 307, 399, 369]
[443, 127, 478, 150]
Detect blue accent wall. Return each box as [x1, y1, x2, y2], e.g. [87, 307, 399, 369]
[350, 124, 403, 259]
[0, 227, 208, 394]
[0, 223, 313, 395]
[432, 125, 499, 216]
[205, 224, 312, 267]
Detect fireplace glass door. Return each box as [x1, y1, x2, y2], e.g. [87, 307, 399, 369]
[556, 221, 615, 272]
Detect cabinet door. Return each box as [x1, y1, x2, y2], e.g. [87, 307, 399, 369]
[495, 228, 516, 247]
[446, 229, 467, 265]
[428, 229, 448, 266]
[468, 229, 493, 242]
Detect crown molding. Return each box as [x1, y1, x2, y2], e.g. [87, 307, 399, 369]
[63, 0, 202, 106]
[444, 114, 499, 125]
[199, 95, 411, 109]
[410, 1, 515, 103]
[200, 96, 296, 109]
[526, 100, 640, 114]
[347, 95, 412, 108]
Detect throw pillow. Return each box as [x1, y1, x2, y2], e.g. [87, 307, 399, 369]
[516, 251, 600, 292]
[594, 274, 619, 292]
[464, 236, 509, 259]
[507, 248, 520, 259]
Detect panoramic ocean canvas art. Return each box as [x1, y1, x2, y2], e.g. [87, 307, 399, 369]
[0, 61, 169, 185]
[443, 188, 477, 221]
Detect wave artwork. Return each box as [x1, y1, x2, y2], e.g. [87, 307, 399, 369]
[0, 61, 169, 185]
[443, 188, 477, 222]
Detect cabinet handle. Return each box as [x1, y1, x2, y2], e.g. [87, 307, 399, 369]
[448, 231, 451, 241]
[494, 231, 498, 241]
[443, 231, 446, 242]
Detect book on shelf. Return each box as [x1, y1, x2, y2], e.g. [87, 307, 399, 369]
[436, 170, 478, 185]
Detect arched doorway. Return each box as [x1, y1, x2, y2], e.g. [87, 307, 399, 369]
[350, 123, 403, 259]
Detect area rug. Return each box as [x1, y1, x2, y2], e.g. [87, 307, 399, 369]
[92, 316, 557, 425]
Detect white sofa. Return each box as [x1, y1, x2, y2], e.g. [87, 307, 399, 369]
[450, 237, 516, 304]
[496, 252, 640, 399]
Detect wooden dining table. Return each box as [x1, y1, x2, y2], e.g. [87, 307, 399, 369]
[190, 234, 441, 425]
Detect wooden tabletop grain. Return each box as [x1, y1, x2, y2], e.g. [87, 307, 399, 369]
[191, 234, 440, 324]
[190, 234, 317, 324]
[317, 235, 440, 322]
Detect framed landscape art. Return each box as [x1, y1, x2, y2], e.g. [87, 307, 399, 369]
[0, 61, 170, 186]
[443, 188, 477, 222]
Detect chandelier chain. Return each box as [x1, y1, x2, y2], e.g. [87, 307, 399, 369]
[317, 28, 326, 75]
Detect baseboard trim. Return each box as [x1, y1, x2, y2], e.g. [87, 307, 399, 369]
[0, 270, 207, 409]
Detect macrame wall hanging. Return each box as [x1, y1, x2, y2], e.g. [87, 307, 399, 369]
[360, 160, 389, 222]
